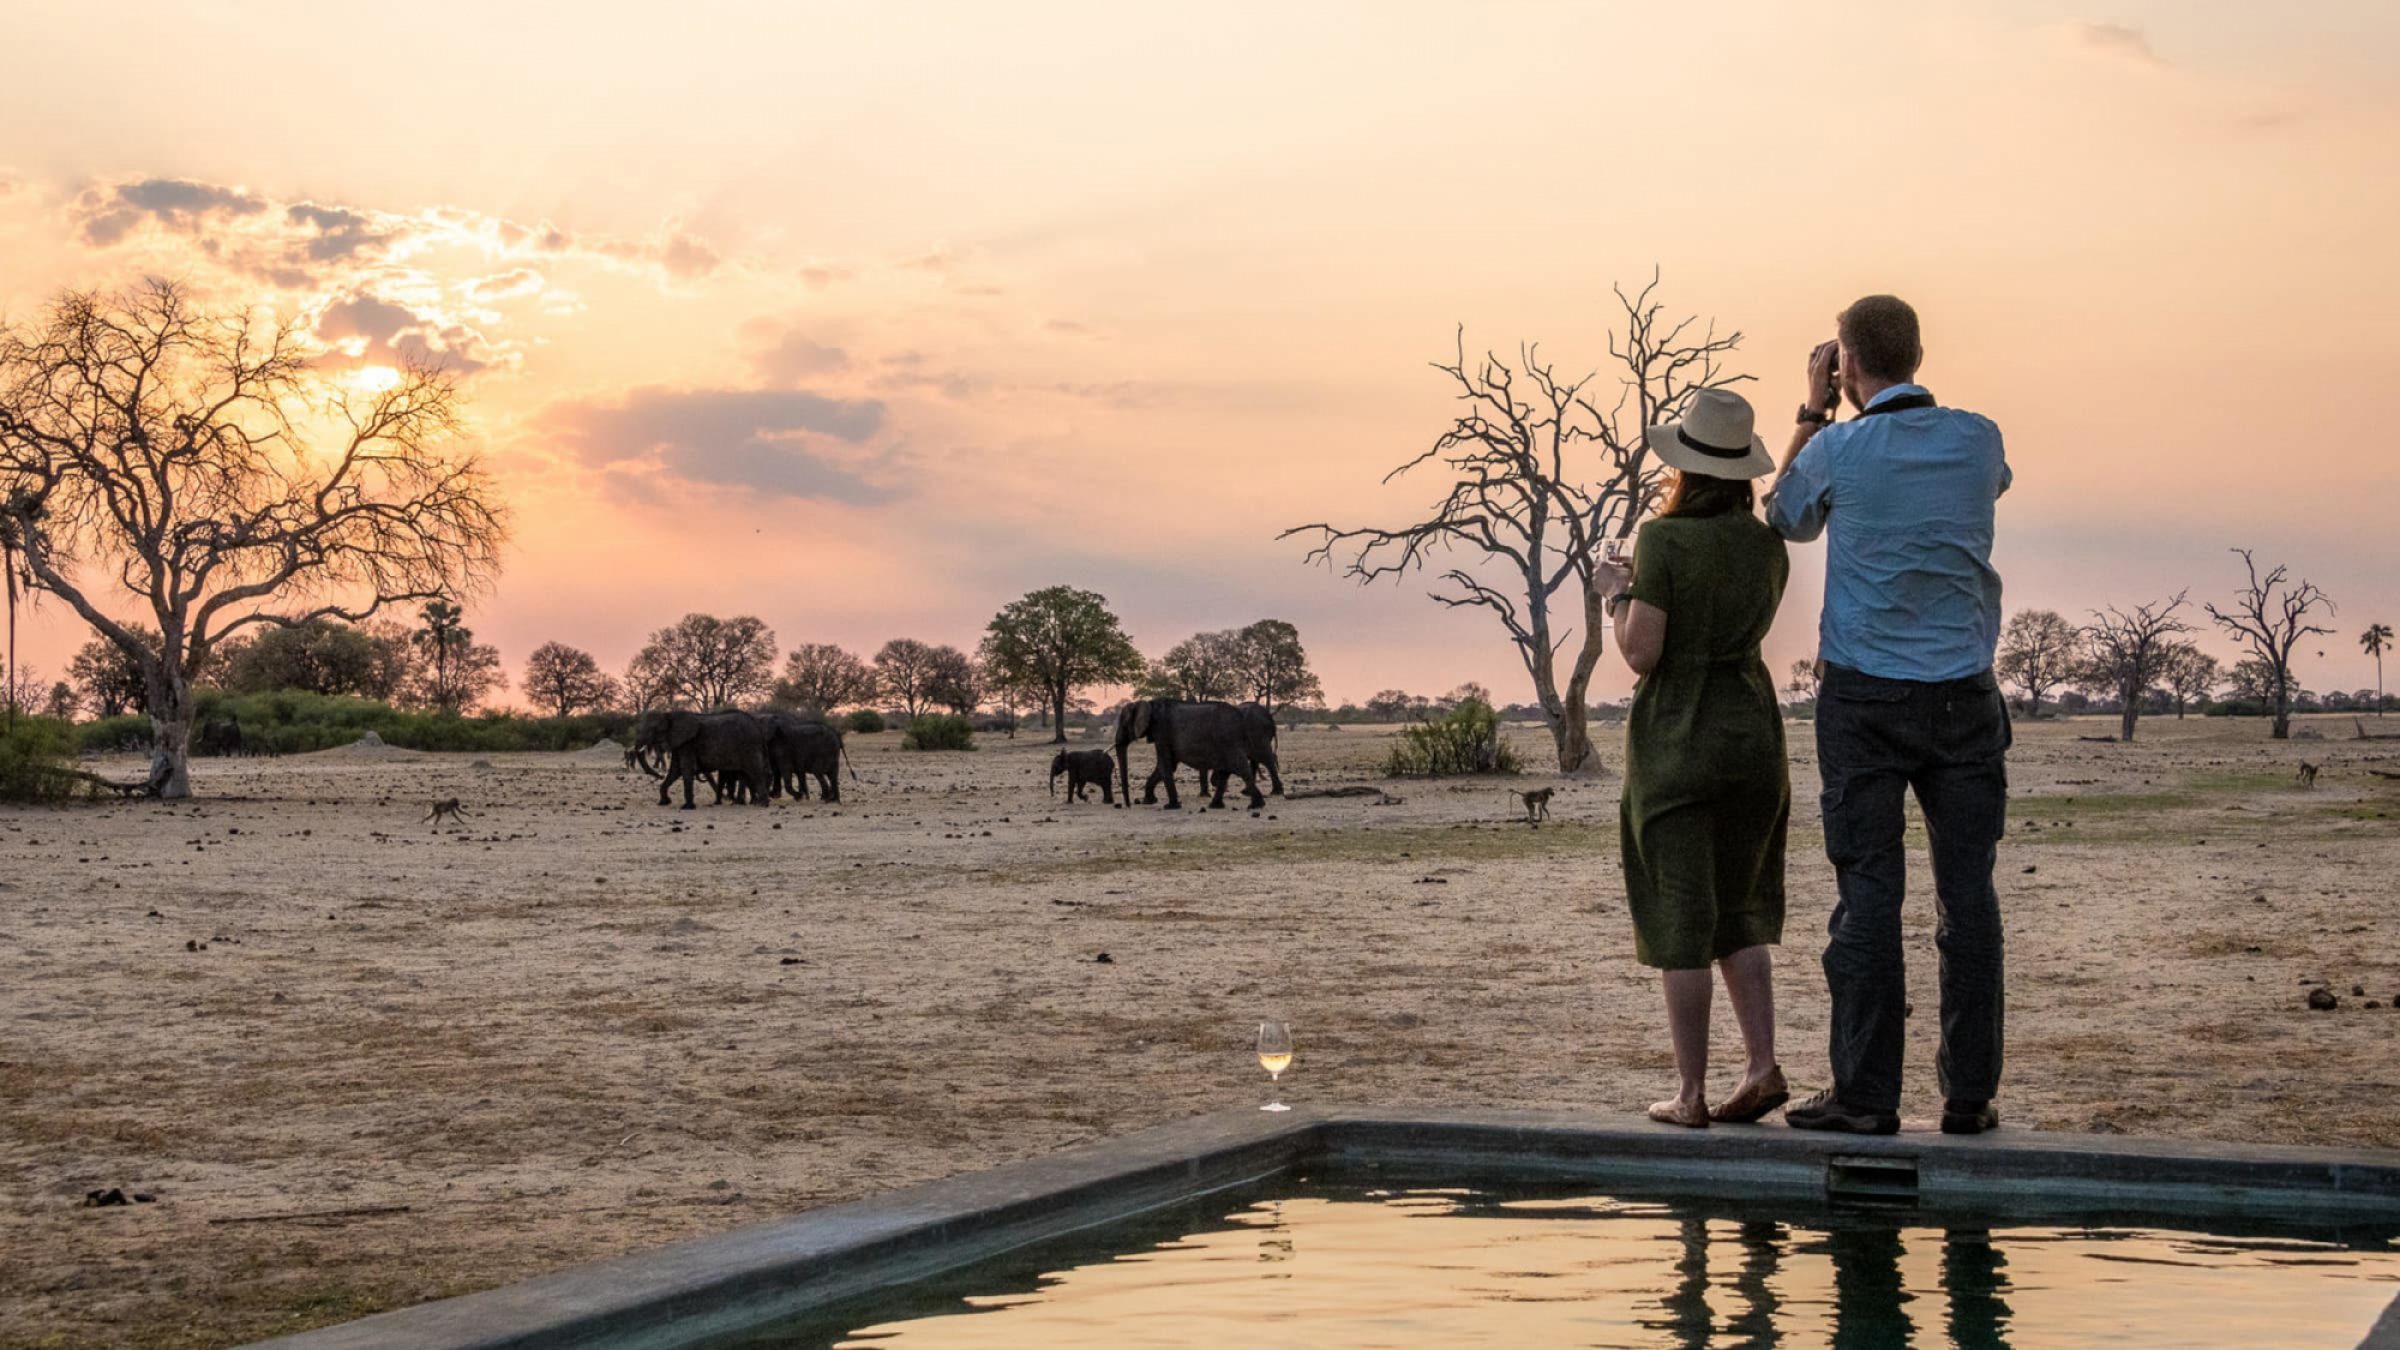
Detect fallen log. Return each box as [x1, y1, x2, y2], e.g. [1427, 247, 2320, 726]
[2075, 735, 2119, 743]
[207, 1204, 413, 1226]
[2355, 718, 2400, 741]
[63, 768, 153, 799]
[1283, 785, 1405, 804]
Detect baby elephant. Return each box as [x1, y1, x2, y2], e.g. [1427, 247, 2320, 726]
[1050, 749, 1116, 804]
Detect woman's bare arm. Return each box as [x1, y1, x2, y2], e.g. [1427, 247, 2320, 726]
[1614, 599, 1666, 677]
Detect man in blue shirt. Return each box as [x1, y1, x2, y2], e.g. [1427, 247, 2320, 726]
[1765, 295, 2011, 1137]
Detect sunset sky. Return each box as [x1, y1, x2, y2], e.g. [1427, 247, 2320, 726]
[3, 1, 2395, 707]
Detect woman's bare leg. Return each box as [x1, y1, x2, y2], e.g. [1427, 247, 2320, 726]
[1655, 968, 1713, 1119]
[1717, 944, 1778, 1091]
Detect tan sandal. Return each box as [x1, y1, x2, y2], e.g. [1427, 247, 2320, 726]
[1647, 1097, 1710, 1129]
[1710, 1066, 1790, 1124]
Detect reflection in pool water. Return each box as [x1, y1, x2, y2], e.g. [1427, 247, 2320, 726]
[755, 1183, 2400, 1348]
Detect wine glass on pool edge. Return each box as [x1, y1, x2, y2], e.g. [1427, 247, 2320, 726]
[1257, 1021, 1294, 1112]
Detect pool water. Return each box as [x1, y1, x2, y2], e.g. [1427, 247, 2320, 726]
[751, 1180, 2400, 1348]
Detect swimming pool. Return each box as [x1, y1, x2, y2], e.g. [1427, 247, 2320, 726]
[258, 1109, 2400, 1350]
[748, 1178, 2400, 1347]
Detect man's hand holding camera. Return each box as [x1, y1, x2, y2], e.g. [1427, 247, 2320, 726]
[1774, 339, 1843, 487]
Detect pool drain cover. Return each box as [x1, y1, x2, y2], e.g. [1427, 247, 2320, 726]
[1826, 1154, 1920, 1207]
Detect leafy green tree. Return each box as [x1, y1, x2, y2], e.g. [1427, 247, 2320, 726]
[1143, 629, 1245, 701]
[1996, 609, 2078, 717]
[772, 643, 878, 714]
[2157, 641, 2220, 718]
[634, 613, 776, 709]
[70, 628, 157, 717]
[2225, 656, 2278, 706]
[522, 641, 619, 718]
[925, 645, 981, 715]
[219, 619, 411, 700]
[979, 586, 1145, 744]
[1235, 620, 1324, 715]
[873, 639, 945, 720]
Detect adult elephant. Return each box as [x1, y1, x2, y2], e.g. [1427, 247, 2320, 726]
[632, 709, 774, 810]
[1151, 704, 1284, 798]
[763, 711, 848, 802]
[1237, 702, 1284, 796]
[1114, 698, 1269, 810]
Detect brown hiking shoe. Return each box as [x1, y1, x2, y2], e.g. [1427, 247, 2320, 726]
[1942, 1100, 2000, 1135]
[1784, 1088, 1900, 1135]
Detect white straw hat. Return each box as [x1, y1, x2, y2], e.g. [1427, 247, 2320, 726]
[1645, 388, 1774, 480]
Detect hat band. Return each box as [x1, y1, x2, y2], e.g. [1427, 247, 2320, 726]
[1677, 426, 1751, 460]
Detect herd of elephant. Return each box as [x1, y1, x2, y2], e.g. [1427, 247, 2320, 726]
[627, 708, 850, 808]
[629, 698, 1285, 812]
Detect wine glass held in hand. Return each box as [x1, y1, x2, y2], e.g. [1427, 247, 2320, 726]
[1257, 1021, 1294, 1113]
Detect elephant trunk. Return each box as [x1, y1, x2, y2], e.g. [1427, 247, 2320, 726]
[1048, 767, 1059, 797]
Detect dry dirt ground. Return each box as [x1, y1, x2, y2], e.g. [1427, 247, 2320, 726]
[2, 715, 2396, 1346]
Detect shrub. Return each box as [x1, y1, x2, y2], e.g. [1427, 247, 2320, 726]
[901, 713, 974, 751]
[76, 714, 155, 755]
[0, 716, 81, 803]
[1383, 698, 1518, 778]
[844, 709, 887, 734]
[75, 691, 637, 757]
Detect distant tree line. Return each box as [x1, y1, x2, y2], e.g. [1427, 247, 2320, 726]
[1983, 547, 2380, 741]
[26, 585, 1335, 752]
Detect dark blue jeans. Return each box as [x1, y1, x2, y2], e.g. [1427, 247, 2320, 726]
[1815, 663, 2011, 1111]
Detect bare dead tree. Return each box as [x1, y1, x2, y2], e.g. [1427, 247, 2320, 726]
[2077, 594, 2190, 743]
[1283, 275, 1746, 772]
[0, 511, 20, 733]
[0, 281, 507, 797]
[2205, 548, 2335, 740]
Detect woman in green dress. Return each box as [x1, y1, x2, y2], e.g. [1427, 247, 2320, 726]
[1594, 387, 1792, 1129]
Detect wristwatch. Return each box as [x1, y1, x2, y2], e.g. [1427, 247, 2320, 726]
[1606, 591, 1633, 616]
[1796, 404, 1832, 426]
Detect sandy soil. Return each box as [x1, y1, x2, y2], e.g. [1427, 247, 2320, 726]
[2, 715, 2396, 1346]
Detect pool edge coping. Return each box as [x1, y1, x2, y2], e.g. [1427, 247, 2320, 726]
[253, 1107, 2400, 1349]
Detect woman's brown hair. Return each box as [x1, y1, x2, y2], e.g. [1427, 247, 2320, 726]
[1661, 470, 1756, 519]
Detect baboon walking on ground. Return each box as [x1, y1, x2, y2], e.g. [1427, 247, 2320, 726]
[423, 799, 472, 825]
[1517, 787, 1553, 823]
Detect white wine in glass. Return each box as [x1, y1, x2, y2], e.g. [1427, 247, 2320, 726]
[1257, 1021, 1294, 1113]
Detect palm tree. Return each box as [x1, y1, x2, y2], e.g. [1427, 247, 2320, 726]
[2364, 623, 2394, 717]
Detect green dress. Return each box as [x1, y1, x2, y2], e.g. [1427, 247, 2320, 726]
[1619, 508, 1792, 970]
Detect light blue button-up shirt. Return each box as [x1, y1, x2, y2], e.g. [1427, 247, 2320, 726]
[1765, 384, 2011, 682]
